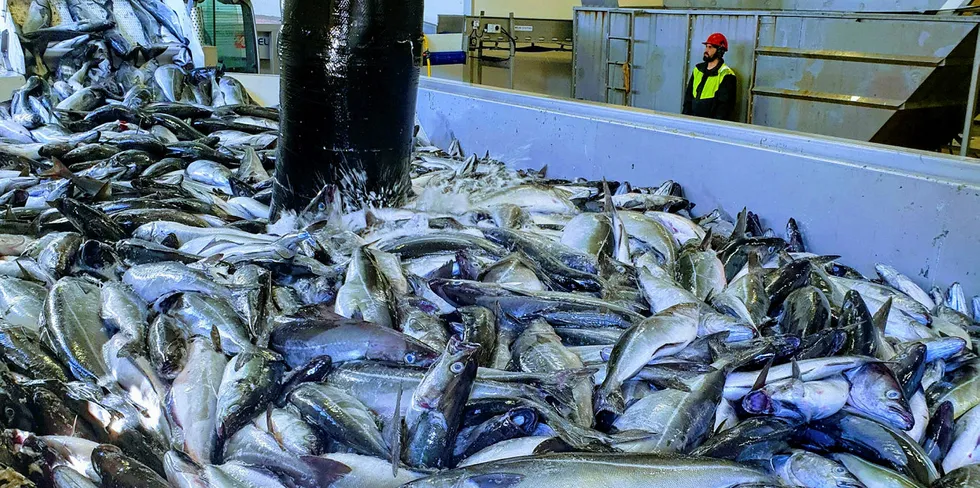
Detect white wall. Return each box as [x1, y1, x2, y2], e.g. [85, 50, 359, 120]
[251, 0, 281, 18]
[470, 0, 580, 19]
[425, 0, 465, 27]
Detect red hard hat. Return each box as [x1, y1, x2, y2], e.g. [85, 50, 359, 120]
[703, 33, 728, 50]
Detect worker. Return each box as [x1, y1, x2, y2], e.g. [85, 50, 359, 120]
[682, 32, 736, 121]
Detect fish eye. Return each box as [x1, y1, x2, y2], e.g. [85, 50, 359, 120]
[4, 407, 14, 421]
[450, 362, 465, 374]
[886, 390, 901, 400]
[404, 353, 416, 364]
[834, 467, 846, 474]
[318, 202, 325, 211]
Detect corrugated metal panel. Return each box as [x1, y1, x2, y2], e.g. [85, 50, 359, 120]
[631, 12, 689, 112]
[573, 9, 609, 102]
[659, 0, 970, 11]
[573, 7, 980, 149]
[752, 97, 895, 140]
[762, 15, 972, 57]
[751, 15, 977, 140]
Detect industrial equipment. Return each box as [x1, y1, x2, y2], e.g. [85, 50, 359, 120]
[462, 14, 573, 93]
[430, 13, 575, 98]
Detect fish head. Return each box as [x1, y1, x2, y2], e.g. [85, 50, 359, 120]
[779, 451, 865, 488]
[403, 342, 441, 368]
[77, 239, 119, 278]
[428, 279, 493, 308]
[846, 363, 914, 430]
[443, 337, 480, 377]
[413, 337, 480, 413]
[762, 379, 809, 420]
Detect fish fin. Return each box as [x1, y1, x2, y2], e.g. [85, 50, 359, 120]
[457, 154, 478, 176]
[602, 178, 615, 213]
[210, 324, 223, 355]
[151, 292, 182, 314]
[300, 456, 352, 487]
[115, 341, 143, 359]
[598, 346, 613, 363]
[3, 207, 14, 221]
[531, 437, 574, 455]
[202, 253, 225, 267]
[554, 367, 600, 384]
[93, 180, 112, 201]
[752, 357, 774, 391]
[267, 404, 286, 449]
[13, 260, 31, 281]
[730, 207, 748, 241]
[362, 210, 381, 230]
[234, 352, 250, 371]
[714, 417, 729, 434]
[791, 358, 801, 380]
[806, 255, 842, 266]
[746, 250, 761, 272]
[537, 164, 548, 178]
[385, 382, 403, 477]
[464, 473, 525, 488]
[610, 429, 661, 444]
[40, 157, 73, 179]
[699, 228, 713, 252]
[786, 217, 806, 253]
[656, 377, 692, 393]
[160, 233, 179, 249]
[873, 297, 893, 332]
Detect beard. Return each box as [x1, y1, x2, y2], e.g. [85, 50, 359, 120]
[703, 51, 717, 62]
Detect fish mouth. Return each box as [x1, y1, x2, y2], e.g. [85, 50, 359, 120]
[446, 337, 481, 356]
[742, 391, 773, 414]
[594, 409, 620, 432]
[887, 406, 915, 430]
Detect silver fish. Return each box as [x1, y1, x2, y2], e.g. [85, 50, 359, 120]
[167, 336, 227, 464]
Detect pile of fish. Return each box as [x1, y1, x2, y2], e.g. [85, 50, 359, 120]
[0, 0, 253, 145]
[0, 35, 978, 487]
[0, 116, 974, 488]
[11, 0, 194, 78]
